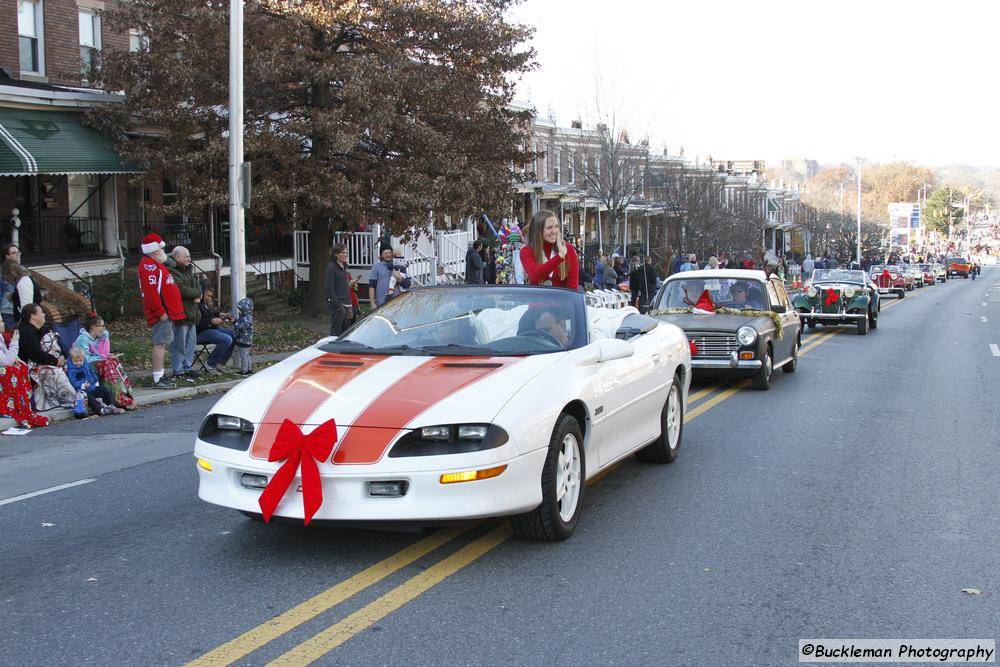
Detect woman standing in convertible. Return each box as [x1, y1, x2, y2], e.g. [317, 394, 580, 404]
[519, 209, 580, 289]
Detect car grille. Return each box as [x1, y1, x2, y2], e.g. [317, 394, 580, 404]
[687, 332, 739, 358]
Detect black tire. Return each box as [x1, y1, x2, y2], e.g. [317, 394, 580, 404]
[857, 313, 868, 335]
[783, 337, 798, 373]
[752, 346, 773, 391]
[869, 306, 878, 330]
[805, 320, 815, 331]
[898, 289, 905, 299]
[511, 414, 585, 541]
[636, 375, 684, 463]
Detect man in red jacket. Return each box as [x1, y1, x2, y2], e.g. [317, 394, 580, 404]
[138, 233, 184, 388]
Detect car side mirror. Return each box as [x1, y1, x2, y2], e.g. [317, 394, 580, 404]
[771, 304, 787, 314]
[597, 337, 635, 362]
[579, 337, 635, 365]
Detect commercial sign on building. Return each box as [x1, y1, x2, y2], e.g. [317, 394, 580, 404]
[888, 202, 920, 229]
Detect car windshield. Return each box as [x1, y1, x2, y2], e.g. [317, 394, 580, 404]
[812, 269, 865, 284]
[657, 277, 767, 310]
[321, 286, 586, 356]
[949, 258, 967, 263]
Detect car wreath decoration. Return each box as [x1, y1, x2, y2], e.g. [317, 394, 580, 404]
[648, 290, 784, 339]
[823, 288, 839, 306]
[257, 418, 339, 525]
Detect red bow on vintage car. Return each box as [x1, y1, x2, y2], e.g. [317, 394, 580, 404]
[258, 418, 339, 525]
[689, 340, 698, 356]
[823, 288, 839, 305]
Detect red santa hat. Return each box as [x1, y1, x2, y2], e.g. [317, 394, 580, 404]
[691, 290, 716, 315]
[141, 233, 166, 255]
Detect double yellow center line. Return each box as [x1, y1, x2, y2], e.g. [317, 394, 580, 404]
[187, 309, 890, 666]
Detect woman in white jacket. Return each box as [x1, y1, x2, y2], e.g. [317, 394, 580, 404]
[1, 245, 39, 316]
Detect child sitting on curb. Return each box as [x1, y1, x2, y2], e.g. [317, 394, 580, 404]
[65, 347, 124, 416]
[73, 313, 136, 410]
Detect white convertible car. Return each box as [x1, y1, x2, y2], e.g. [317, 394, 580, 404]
[195, 285, 691, 540]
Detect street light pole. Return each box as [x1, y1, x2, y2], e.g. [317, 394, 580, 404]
[855, 157, 865, 265]
[228, 0, 247, 317]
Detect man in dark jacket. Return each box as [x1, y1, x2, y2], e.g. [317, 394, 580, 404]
[196, 288, 235, 374]
[325, 244, 352, 335]
[166, 246, 202, 381]
[630, 256, 659, 312]
[465, 240, 485, 284]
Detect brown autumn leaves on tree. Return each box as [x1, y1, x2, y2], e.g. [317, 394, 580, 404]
[801, 162, 937, 258]
[92, 0, 534, 314]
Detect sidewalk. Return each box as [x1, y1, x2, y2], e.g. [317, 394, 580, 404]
[0, 350, 297, 433]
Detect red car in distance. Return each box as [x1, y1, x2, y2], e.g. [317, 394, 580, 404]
[869, 265, 906, 299]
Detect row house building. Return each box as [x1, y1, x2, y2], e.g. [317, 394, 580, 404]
[1, 0, 288, 285]
[512, 108, 805, 266]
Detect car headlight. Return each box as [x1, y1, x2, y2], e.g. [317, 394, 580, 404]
[391, 424, 509, 457]
[805, 286, 817, 297]
[843, 287, 857, 298]
[199, 414, 255, 451]
[736, 326, 757, 346]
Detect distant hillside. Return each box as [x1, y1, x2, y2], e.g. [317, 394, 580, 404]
[936, 164, 1000, 196]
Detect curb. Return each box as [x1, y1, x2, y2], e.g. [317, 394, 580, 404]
[0, 379, 243, 432]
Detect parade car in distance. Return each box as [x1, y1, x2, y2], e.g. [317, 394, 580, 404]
[947, 257, 971, 278]
[648, 269, 801, 391]
[916, 264, 937, 287]
[792, 269, 879, 335]
[870, 265, 906, 299]
[931, 263, 947, 282]
[194, 285, 691, 541]
[902, 265, 924, 288]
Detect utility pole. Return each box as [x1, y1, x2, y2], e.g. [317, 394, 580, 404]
[228, 0, 247, 317]
[855, 158, 865, 265]
[948, 187, 953, 242]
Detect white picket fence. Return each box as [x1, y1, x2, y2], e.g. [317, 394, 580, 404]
[293, 228, 474, 288]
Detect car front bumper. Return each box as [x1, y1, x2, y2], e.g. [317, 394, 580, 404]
[194, 442, 547, 522]
[692, 355, 762, 370]
[801, 312, 865, 322]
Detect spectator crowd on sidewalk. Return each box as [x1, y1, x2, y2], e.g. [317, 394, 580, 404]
[0, 233, 255, 430]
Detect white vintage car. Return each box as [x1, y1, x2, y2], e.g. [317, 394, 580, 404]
[194, 285, 691, 541]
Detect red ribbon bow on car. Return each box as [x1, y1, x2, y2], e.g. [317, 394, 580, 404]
[823, 288, 839, 305]
[257, 418, 338, 525]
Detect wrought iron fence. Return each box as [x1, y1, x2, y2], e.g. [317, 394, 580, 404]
[20, 216, 105, 260]
[119, 220, 212, 263]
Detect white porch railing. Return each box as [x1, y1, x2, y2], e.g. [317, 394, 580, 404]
[292, 227, 474, 289]
[436, 230, 472, 281]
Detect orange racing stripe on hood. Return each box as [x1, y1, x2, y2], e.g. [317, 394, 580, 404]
[249, 354, 385, 460]
[332, 357, 520, 465]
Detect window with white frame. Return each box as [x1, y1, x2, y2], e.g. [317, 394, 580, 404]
[18, 1, 44, 75]
[542, 145, 549, 181]
[79, 9, 101, 75]
[129, 29, 149, 52]
[568, 151, 575, 184]
[553, 148, 561, 183]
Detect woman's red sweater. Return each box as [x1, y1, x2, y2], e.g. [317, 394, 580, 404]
[520, 242, 580, 289]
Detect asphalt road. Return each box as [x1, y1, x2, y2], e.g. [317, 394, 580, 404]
[2, 270, 998, 666]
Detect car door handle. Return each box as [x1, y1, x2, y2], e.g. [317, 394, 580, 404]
[652, 353, 661, 364]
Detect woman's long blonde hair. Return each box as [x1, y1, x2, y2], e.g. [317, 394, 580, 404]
[526, 209, 567, 281]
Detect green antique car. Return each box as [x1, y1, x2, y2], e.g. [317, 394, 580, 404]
[792, 269, 880, 335]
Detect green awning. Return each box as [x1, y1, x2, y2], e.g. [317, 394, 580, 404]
[0, 108, 137, 176]
[766, 198, 782, 213]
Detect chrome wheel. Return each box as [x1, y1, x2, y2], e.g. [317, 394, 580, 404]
[665, 384, 681, 450]
[556, 433, 581, 522]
